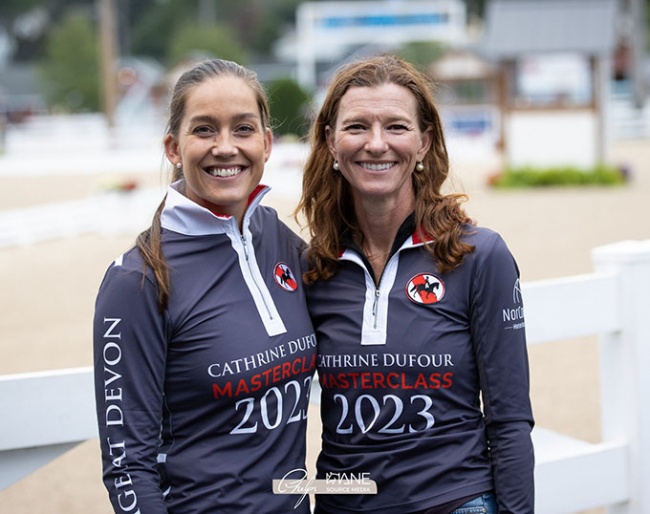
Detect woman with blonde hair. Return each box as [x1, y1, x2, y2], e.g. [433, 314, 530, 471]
[298, 54, 534, 514]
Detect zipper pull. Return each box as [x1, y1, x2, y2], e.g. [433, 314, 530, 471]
[372, 288, 380, 328]
[241, 234, 249, 260]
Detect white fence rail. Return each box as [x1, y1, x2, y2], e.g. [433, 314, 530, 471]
[1, 239, 649, 513]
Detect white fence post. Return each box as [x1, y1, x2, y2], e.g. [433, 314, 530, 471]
[593, 240, 650, 514]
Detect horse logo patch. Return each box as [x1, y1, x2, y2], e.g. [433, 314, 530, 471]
[406, 273, 445, 304]
[273, 263, 298, 292]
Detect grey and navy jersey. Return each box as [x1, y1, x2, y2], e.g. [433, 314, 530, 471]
[307, 222, 534, 513]
[94, 181, 316, 514]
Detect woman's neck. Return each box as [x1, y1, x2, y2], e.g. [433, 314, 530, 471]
[354, 195, 414, 280]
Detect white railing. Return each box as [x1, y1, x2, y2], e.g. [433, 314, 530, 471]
[524, 238, 650, 513]
[1, 239, 649, 513]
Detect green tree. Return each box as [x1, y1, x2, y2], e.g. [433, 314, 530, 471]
[38, 10, 99, 111]
[129, 0, 189, 60]
[129, 0, 306, 62]
[167, 21, 248, 66]
[232, 0, 304, 58]
[267, 77, 311, 138]
[394, 41, 447, 70]
[0, 0, 43, 21]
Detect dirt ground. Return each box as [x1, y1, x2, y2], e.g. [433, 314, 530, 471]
[1, 140, 648, 513]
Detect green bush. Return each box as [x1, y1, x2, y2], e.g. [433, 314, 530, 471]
[395, 41, 447, 69]
[267, 78, 312, 138]
[168, 23, 248, 66]
[38, 11, 100, 112]
[490, 164, 627, 188]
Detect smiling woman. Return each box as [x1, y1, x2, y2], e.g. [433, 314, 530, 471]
[163, 75, 272, 222]
[92, 58, 316, 514]
[325, 82, 432, 220]
[297, 54, 535, 514]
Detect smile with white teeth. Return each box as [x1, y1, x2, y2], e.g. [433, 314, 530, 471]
[206, 166, 243, 177]
[361, 162, 395, 171]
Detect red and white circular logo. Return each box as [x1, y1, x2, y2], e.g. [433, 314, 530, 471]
[406, 273, 445, 304]
[273, 263, 298, 292]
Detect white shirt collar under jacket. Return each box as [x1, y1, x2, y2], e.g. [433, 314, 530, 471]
[159, 180, 286, 337]
[339, 234, 426, 346]
[161, 180, 270, 236]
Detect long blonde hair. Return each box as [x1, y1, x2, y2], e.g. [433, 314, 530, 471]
[296, 54, 474, 284]
[136, 58, 271, 311]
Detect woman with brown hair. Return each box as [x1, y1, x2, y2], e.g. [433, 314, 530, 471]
[298, 54, 534, 513]
[93, 58, 316, 513]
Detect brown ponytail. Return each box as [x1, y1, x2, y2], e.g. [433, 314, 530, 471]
[135, 197, 169, 312]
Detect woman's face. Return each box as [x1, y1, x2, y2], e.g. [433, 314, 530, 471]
[164, 75, 272, 221]
[326, 83, 431, 205]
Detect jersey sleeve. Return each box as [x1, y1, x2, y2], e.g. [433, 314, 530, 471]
[469, 232, 535, 513]
[93, 257, 170, 513]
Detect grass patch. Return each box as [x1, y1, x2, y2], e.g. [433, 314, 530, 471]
[490, 164, 628, 188]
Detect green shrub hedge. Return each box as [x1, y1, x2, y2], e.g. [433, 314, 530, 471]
[489, 164, 628, 188]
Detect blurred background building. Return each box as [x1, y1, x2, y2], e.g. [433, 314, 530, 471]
[0, 0, 648, 165]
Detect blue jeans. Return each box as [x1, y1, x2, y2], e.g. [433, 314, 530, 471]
[451, 493, 498, 514]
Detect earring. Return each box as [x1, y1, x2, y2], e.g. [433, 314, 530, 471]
[333, 161, 340, 171]
[416, 162, 424, 172]
[176, 163, 182, 170]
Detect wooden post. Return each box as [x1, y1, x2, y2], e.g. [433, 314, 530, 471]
[97, 0, 119, 128]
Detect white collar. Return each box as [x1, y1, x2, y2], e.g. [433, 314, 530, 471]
[160, 179, 270, 236]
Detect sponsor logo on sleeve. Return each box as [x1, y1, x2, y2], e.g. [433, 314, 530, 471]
[503, 278, 525, 330]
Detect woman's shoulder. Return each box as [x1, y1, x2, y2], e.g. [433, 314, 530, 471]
[100, 246, 149, 283]
[254, 205, 305, 245]
[463, 224, 503, 245]
[462, 225, 514, 261]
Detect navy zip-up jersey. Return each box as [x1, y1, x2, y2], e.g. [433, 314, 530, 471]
[307, 223, 534, 514]
[94, 181, 317, 514]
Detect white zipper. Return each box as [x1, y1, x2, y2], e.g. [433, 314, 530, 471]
[341, 249, 399, 346]
[241, 232, 276, 324]
[224, 222, 286, 337]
